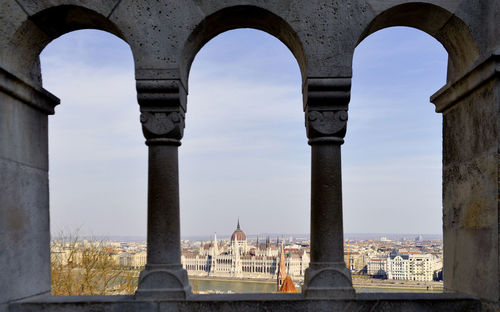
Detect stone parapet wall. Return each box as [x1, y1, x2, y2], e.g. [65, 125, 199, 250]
[9, 294, 494, 312]
[1, 0, 499, 310]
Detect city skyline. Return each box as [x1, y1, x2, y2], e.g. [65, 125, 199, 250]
[50, 225, 443, 294]
[42, 27, 446, 237]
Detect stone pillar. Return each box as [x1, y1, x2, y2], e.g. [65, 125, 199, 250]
[302, 78, 355, 299]
[431, 52, 500, 301]
[0, 67, 59, 311]
[135, 79, 191, 300]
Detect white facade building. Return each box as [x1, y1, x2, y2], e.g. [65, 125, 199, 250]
[367, 249, 441, 282]
[367, 258, 387, 277]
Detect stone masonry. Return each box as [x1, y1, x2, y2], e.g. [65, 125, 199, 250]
[1, 0, 500, 311]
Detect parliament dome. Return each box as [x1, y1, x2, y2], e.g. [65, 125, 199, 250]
[231, 220, 246, 241]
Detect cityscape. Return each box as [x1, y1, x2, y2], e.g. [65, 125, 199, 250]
[51, 220, 443, 295]
[2, 0, 497, 310]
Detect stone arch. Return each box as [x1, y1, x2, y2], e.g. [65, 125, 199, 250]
[0, 4, 140, 304]
[180, 5, 306, 87]
[358, 2, 480, 80]
[6, 4, 129, 85]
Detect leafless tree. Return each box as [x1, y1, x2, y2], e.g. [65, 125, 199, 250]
[51, 232, 138, 295]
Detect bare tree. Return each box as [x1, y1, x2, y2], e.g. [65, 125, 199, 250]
[51, 232, 138, 295]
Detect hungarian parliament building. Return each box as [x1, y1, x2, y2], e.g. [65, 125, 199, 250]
[181, 221, 310, 280]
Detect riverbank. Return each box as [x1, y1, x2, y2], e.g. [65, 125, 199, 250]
[188, 276, 444, 294]
[352, 276, 443, 291]
[189, 276, 277, 293]
[190, 276, 278, 284]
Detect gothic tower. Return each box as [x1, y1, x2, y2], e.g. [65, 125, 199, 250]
[277, 242, 286, 291]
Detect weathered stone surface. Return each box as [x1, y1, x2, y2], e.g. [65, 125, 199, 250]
[0, 0, 489, 84]
[0, 92, 50, 171]
[439, 76, 500, 300]
[0, 159, 49, 236]
[0, 86, 51, 308]
[10, 297, 157, 312]
[15, 0, 120, 17]
[108, 0, 201, 77]
[1, 0, 500, 310]
[0, 159, 50, 306]
[442, 81, 498, 165]
[0, 1, 40, 85]
[0, 232, 50, 305]
[0, 0, 27, 51]
[0, 67, 59, 114]
[0, 229, 50, 301]
[9, 294, 484, 312]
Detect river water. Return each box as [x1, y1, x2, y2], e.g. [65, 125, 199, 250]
[190, 278, 278, 293]
[189, 278, 442, 294]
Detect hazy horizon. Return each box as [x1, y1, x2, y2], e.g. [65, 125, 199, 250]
[51, 232, 443, 242]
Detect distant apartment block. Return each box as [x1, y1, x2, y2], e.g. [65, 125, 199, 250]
[367, 249, 442, 281]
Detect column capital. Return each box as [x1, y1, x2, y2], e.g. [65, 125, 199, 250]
[306, 109, 348, 144]
[136, 79, 187, 145]
[140, 110, 184, 146]
[303, 77, 351, 145]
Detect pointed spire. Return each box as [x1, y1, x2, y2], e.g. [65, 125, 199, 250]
[237, 218, 241, 230]
[277, 241, 287, 291]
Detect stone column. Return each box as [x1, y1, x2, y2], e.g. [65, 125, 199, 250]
[135, 79, 191, 300]
[302, 78, 355, 299]
[431, 52, 500, 301]
[0, 67, 59, 309]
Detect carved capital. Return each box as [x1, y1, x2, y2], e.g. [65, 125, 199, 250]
[136, 79, 187, 111]
[140, 111, 185, 145]
[306, 109, 348, 144]
[136, 78, 187, 145]
[303, 77, 351, 145]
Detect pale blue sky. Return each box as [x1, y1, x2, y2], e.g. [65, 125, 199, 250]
[41, 27, 446, 237]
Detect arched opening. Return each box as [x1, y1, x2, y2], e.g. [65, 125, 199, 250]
[1, 1, 494, 307]
[180, 28, 307, 294]
[40, 29, 145, 295]
[181, 5, 307, 88]
[345, 26, 447, 292]
[5, 5, 126, 85]
[359, 3, 479, 81]
[0, 4, 146, 303]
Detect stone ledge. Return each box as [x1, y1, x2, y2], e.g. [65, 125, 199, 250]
[9, 293, 489, 312]
[430, 52, 500, 113]
[0, 67, 59, 115]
